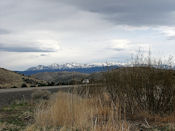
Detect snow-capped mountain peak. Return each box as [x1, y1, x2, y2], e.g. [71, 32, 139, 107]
[26, 62, 122, 71]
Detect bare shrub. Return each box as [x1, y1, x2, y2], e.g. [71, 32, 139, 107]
[105, 52, 175, 115]
[31, 89, 51, 100]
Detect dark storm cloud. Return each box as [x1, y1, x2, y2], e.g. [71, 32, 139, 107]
[0, 43, 56, 52]
[61, 0, 175, 26]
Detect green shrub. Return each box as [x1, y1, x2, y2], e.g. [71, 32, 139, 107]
[21, 83, 27, 88]
[11, 86, 18, 88]
[47, 82, 55, 86]
[38, 83, 48, 87]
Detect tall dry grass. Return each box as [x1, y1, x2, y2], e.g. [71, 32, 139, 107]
[25, 92, 131, 131]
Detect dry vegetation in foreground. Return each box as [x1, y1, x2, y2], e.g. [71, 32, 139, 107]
[2, 53, 175, 131]
[24, 54, 175, 131]
[25, 92, 130, 131]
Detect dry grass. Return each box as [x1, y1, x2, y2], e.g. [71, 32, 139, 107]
[25, 92, 131, 131]
[0, 68, 47, 88]
[0, 68, 23, 88]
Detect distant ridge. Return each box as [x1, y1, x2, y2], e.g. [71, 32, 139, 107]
[17, 62, 122, 75]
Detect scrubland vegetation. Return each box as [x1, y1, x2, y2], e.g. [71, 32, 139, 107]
[23, 54, 175, 131]
[1, 53, 175, 130]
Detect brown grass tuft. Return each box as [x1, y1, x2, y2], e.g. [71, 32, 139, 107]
[26, 92, 130, 131]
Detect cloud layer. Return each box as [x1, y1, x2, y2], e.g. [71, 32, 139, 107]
[0, 0, 175, 70]
[61, 0, 175, 26]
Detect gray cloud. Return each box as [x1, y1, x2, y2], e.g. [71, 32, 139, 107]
[61, 0, 175, 26]
[0, 0, 175, 33]
[40, 54, 49, 56]
[0, 28, 10, 34]
[1, 0, 175, 32]
[167, 36, 175, 40]
[0, 43, 56, 52]
[111, 48, 125, 52]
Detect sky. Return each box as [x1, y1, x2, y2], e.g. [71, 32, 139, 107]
[1, 0, 175, 70]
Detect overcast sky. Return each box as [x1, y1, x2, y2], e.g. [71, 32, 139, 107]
[1, 0, 175, 70]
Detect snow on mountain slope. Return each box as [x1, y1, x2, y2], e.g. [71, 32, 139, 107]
[26, 62, 123, 71]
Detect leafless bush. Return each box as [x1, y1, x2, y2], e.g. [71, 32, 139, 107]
[31, 89, 51, 100]
[105, 52, 175, 115]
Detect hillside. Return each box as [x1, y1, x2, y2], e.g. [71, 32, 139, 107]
[0, 68, 47, 88]
[32, 71, 90, 84]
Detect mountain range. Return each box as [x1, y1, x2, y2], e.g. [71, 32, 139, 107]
[17, 62, 122, 75]
[16, 62, 175, 76]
